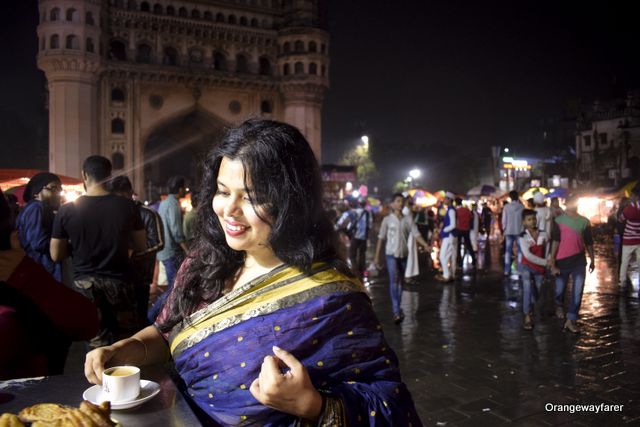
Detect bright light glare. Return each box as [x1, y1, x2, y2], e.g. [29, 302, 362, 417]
[360, 135, 369, 146]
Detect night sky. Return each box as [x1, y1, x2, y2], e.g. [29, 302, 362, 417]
[2, 1, 640, 193]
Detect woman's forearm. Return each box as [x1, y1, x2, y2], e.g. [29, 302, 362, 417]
[110, 326, 170, 367]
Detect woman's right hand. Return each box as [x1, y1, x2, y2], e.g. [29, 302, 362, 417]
[84, 345, 118, 385]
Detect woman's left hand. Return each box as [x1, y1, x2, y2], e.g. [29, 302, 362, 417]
[250, 346, 323, 421]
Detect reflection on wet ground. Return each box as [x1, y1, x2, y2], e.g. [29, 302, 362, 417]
[367, 239, 640, 425]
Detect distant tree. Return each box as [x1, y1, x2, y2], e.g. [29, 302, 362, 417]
[339, 143, 377, 186]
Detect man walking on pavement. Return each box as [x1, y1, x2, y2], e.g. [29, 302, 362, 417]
[548, 194, 595, 333]
[148, 175, 188, 322]
[436, 192, 458, 283]
[502, 190, 524, 276]
[375, 193, 430, 323]
[455, 197, 476, 269]
[618, 186, 640, 288]
[336, 196, 372, 280]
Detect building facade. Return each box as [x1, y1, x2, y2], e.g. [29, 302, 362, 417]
[576, 93, 640, 187]
[36, 0, 329, 194]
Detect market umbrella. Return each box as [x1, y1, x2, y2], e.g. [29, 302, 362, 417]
[467, 184, 504, 197]
[545, 187, 568, 199]
[521, 187, 549, 200]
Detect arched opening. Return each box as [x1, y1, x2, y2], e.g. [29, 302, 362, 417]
[86, 37, 95, 53]
[309, 62, 317, 75]
[213, 52, 227, 71]
[66, 8, 77, 22]
[191, 9, 200, 19]
[260, 100, 272, 114]
[140, 2, 150, 12]
[111, 88, 125, 102]
[111, 118, 125, 134]
[86, 11, 95, 25]
[283, 42, 290, 53]
[109, 40, 127, 60]
[204, 11, 212, 20]
[163, 46, 179, 65]
[178, 7, 187, 17]
[235, 54, 248, 73]
[321, 65, 326, 76]
[50, 8, 60, 21]
[283, 63, 290, 75]
[250, 18, 258, 27]
[294, 40, 304, 52]
[66, 35, 80, 50]
[153, 3, 162, 14]
[294, 61, 304, 75]
[239, 16, 248, 25]
[259, 57, 271, 75]
[136, 43, 153, 63]
[50, 34, 60, 49]
[216, 12, 224, 22]
[228, 15, 236, 24]
[127, 0, 137, 10]
[112, 152, 125, 170]
[143, 109, 227, 193]
[309, 41, 317, 52]
[166, 5, 175, 15]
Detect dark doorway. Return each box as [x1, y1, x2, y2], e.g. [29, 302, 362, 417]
[143, 108, 227, 199]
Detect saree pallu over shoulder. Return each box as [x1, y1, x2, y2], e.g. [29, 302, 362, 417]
[170, 263, 422, 426]
[169, 263, 363, 356]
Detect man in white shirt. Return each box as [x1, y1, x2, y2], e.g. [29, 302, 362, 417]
[375, 193, 430, 323]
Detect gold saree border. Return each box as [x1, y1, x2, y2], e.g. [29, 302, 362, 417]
[170, 264, 362, 357]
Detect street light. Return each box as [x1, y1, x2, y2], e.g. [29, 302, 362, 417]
[409, 168, 421, 180]
[360, 135, 369, 148]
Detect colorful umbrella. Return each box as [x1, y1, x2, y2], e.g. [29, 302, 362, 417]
[544, 187, 568, 199]
[521, 187, 549, 200]
[467, 184, 504, 197]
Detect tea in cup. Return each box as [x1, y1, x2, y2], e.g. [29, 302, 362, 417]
[102, 366, 140, 402]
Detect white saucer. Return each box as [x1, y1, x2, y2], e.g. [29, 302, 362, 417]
[83, 380, 161, 410]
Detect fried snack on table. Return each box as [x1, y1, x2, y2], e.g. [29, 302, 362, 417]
[0, 413, 25, 427]
[0, 401, 116, 427]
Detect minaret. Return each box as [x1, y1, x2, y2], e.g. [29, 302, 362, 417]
[277, 0, 329, 161]
[37, 0, 104, 178]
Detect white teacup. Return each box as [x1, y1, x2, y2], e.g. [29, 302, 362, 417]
[102, 366, 140, 403]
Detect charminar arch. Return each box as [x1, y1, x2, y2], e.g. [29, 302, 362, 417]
[37, 0, 329, 197]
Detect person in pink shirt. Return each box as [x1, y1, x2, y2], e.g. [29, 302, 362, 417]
[548, 194, 595, 333]
[618, 187, 640, 287]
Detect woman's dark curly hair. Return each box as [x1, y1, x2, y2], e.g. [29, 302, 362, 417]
[158, 119, 346, 332]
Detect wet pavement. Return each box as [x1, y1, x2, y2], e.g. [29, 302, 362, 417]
[366, 238, 640, 426]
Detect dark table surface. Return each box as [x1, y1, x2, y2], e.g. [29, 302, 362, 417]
[0, 366, 202, 426]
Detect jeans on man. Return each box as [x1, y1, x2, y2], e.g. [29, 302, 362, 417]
[385, 255, 407, 317]
[555, 264, 586, 321]
[504, 234, 521, 274]
[148, 254, 183, 323]
[521, 266, 543, 315]
[349, 238, 368, 278]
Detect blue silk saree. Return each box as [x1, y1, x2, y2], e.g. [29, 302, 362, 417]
[167, 263, 422, 426]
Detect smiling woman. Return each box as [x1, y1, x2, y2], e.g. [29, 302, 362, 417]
[84, 119, 422, 426]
